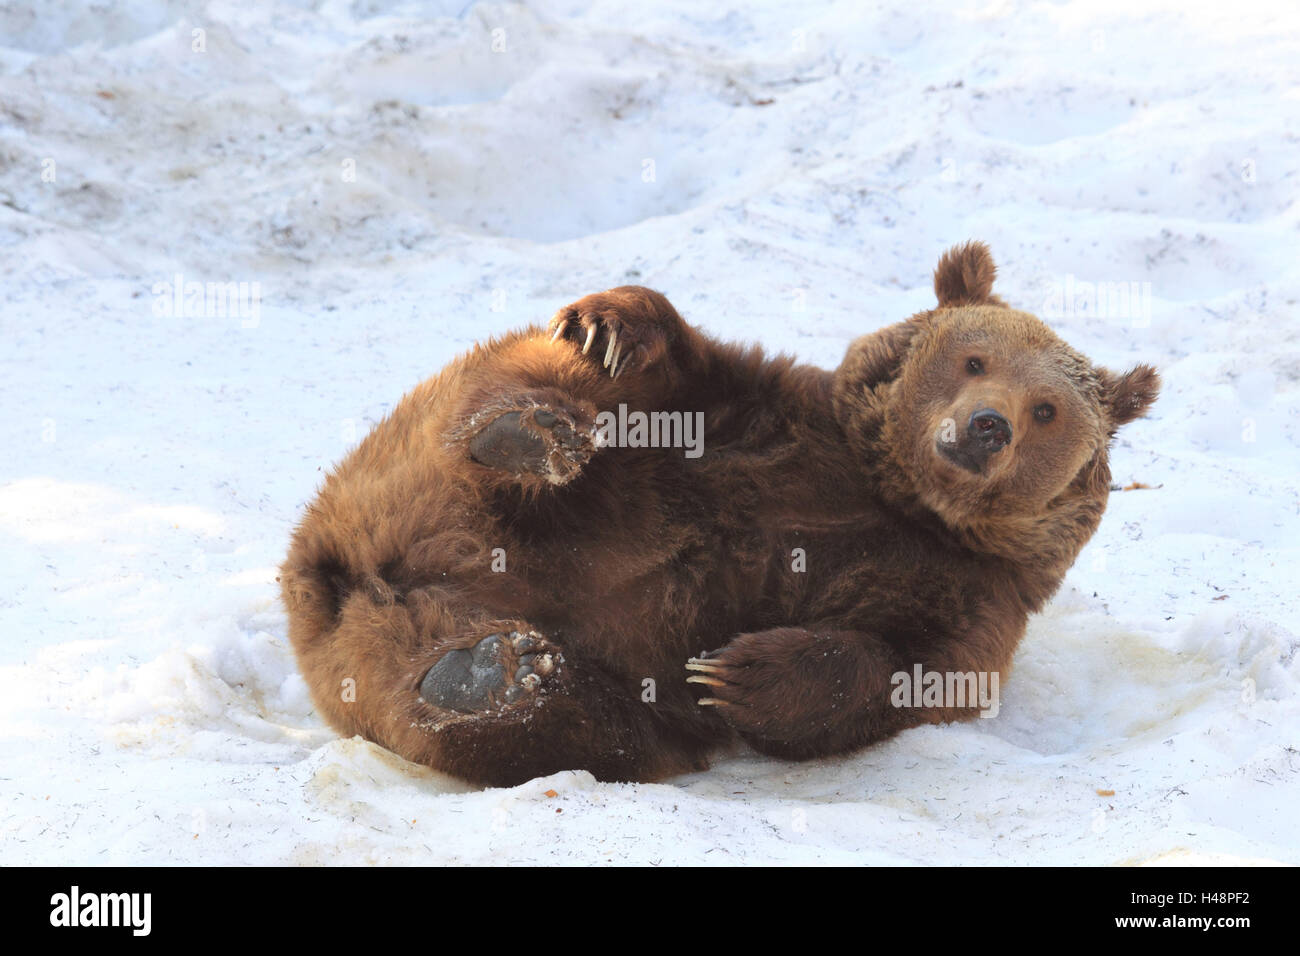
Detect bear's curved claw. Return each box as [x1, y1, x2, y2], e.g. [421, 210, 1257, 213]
[547, 287, 684, 382]
[685, 657, 732, 704]
[603, 329, 618, 369]
[686, 675, 725, 687]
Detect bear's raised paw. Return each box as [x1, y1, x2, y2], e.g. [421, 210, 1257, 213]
[467, 406, 594, 484]
[547, 286, 681, 379]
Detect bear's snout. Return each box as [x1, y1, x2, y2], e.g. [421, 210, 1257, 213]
[968, 408, 1012, 452]
[936, 406, 1015, 474]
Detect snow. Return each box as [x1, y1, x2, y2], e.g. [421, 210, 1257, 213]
[1, 0, 1297, 865]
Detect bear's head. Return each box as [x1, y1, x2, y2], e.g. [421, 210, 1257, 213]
[833, 242, 1159, 581]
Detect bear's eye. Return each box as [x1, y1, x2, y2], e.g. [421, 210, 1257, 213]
[966, 357, 984, 375]
[1034, 403, 1056, 423]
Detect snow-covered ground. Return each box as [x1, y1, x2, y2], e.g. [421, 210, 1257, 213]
[1, 0, 1297, 865]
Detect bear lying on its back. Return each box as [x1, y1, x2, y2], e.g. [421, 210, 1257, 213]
[281, 243, 1159, 787]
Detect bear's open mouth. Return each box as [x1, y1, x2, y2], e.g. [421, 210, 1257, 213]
[935, 439, 985, 475]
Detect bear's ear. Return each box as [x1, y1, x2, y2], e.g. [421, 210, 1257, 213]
[1100, 364, 1160, 428]
[934, 241, 1004, 308]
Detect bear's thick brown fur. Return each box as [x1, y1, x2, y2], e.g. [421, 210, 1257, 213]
[280, 243, 1159, 787]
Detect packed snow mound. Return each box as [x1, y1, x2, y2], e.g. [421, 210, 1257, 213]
[1, 0, 1297, 864]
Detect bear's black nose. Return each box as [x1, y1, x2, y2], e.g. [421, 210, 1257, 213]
[968, 408, 1012, 450]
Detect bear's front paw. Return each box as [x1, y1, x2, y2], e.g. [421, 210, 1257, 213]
[684, 635, 811, 741]
[547, 286, 679, 379]
[684, 628, 868, 747]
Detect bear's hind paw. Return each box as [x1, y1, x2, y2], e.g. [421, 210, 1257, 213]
[420, 630, 560, 714]
[465, 406, 594, 485]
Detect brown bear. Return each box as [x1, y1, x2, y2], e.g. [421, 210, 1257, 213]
[280, 242, 1159, 787]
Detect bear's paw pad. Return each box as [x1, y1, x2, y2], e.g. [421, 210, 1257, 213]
[468, 408, 591, 483]
[420, 630, 558, 713]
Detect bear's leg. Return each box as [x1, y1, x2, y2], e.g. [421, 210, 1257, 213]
[291, 583, 706, 786]
[684, 626, 1006, 761]
[446, 288, 715, 491]
[415, 626, 707, 785]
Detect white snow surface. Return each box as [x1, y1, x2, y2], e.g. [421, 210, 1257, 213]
[1, 0, 1298, 865]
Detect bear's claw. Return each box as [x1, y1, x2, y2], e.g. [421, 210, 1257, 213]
[546, 289, 677, 380]
[685, 657, 732, 705]
[421, 630, 558, 713]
